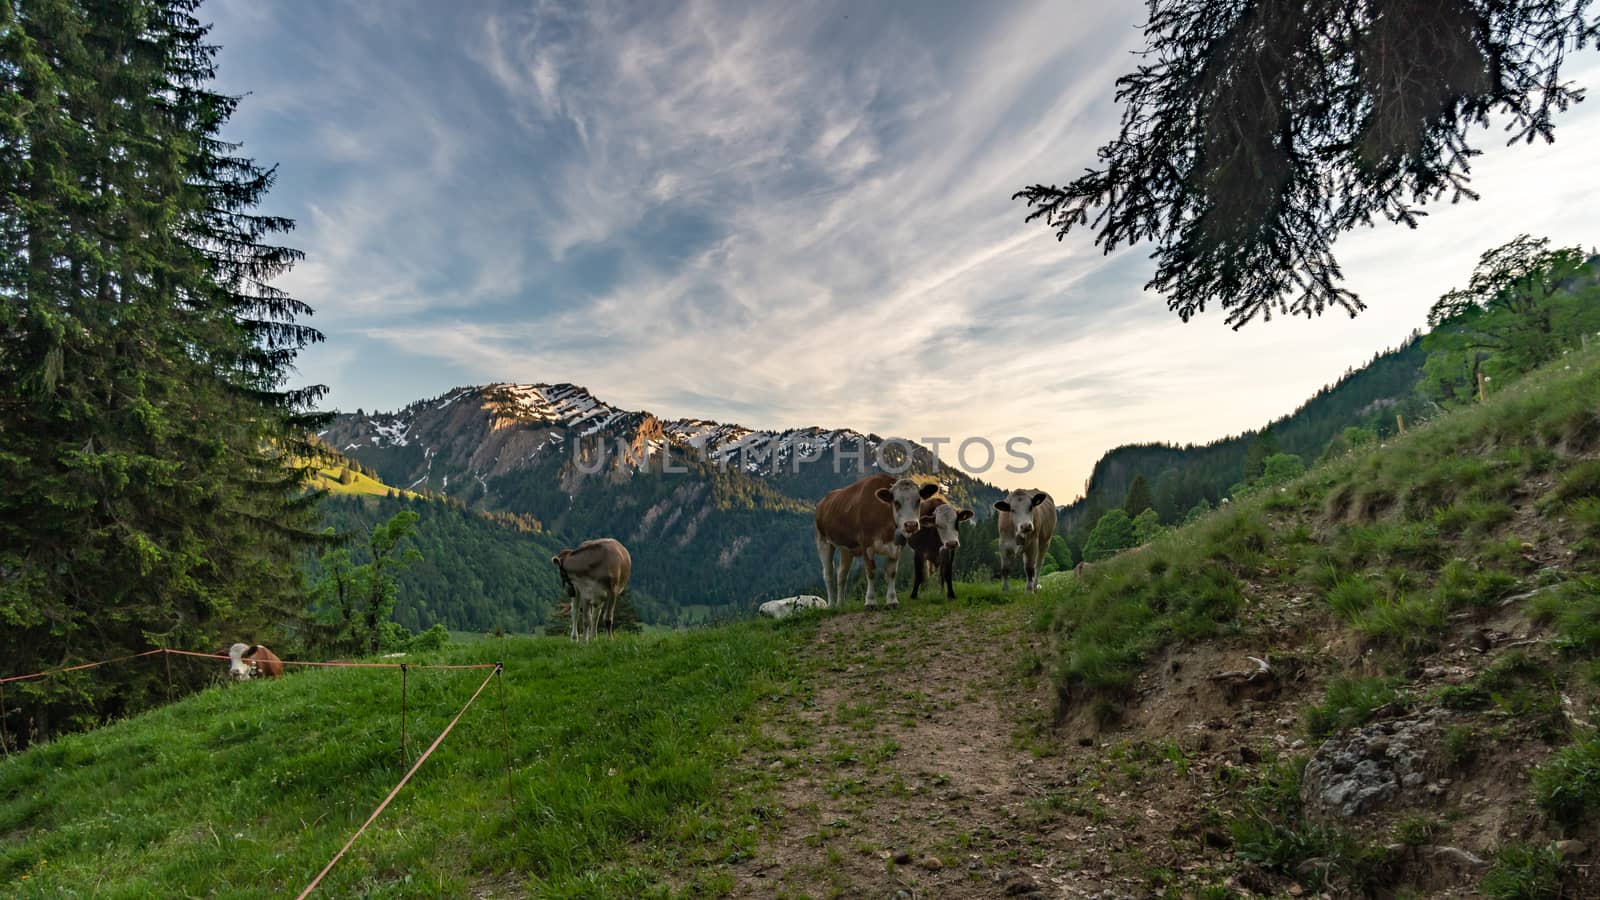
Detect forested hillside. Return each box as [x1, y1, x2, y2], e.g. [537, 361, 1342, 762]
[1057, 241, 1600, 567]
[1055, 337, 1430, 558]
[315, 495, 574, 634]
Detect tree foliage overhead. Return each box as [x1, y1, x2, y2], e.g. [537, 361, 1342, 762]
[1016, 0, 1600, 327]
[0, 0, 325, 743]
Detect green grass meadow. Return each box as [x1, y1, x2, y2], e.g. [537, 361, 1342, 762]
[1, 619, 817, 898]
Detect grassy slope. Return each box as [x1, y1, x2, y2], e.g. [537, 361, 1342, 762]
[310, 464, 420, 499]
[1, 621, 814, 898]
[1040, 344, 1600, 893]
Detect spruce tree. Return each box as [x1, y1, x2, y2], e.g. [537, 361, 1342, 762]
[1, 0, 327, 744]
[1017, 0, 1600, 326]
[1122, 474, 1154, 517]
[1242, 428, 1281, 482]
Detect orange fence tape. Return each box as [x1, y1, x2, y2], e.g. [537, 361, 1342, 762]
[0, 649, 166, 685]
[161, 648, 497, 670]
[1, 649, 500, 685]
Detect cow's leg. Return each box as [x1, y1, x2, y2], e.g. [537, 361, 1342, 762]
[911, 551, 925, 599]
[862, 553, 879, 608]
[884, 544, 901, 608]
[942, 548, 957, 600]
[836, 550, 855, 608]
[999, 547, 1011, 592]
[817, 534, 839, 607]
[1026, 542, 1040, 593]
[569, 596, 580, 642]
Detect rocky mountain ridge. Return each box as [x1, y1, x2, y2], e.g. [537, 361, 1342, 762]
[318, 382, 1004, 617]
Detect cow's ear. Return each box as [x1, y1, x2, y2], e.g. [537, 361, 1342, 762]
[993, 500, 1011, 512]
[1031, 492, 1049, 508]
[918, 483, 939, 499]
[875, 488, 895, 504]
[551, 555, 563, 567]
[919, 515, 936, 528]
[956, 508, 974, 522]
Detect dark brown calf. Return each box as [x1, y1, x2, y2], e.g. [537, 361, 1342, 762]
[908, 496, 974, 600]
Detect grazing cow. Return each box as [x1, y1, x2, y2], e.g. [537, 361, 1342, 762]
[227, 643, 283, 680]
[552, 538, 632, 642]
[909, 496, 974, 600]
[815, 474, 939, 608]
[993, 488, 1057, 593]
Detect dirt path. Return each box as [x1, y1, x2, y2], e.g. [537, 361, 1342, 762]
[724, 602, 1166, 899]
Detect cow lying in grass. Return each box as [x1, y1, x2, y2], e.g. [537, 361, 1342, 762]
[227, 643, 283, 680]
[909, 496, 973, 600]
[553, 538, 632, 642]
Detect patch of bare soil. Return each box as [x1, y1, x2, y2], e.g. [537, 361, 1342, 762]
[725, 602, 1240, 899]
[718, 578, 1595, 899]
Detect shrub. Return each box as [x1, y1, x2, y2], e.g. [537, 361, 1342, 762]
[1547, 459, 1600, 506]
[1532, 732, 1600, 828]
[1435, 560, 1518, 609]
[1353, 594, 1446, 654]
[1480, 842, 1565, 899]
[1305, 677, 1402, 740]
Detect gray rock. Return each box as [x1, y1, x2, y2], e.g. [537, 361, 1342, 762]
[758, 595, 827, 619]
[1302, 712, 1444, 818]
[1427, 845, 1489, 870]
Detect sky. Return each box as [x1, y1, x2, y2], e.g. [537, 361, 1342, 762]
[205, 0, 1600, 500]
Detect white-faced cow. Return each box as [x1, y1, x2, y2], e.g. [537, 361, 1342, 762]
[993, 488, 1057, 593]
[227, 643, 283, 680]
[909, 496, 974, 600]
[815, 474, 938, 608]
[552, 538, 632, 642]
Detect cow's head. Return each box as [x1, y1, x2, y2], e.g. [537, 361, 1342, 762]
[993, 490, 1051, 540]
[919, 503, 974, 551]
[876, 478, 939, 539]
[227, 643, 256, 681]
[552, 551, 576, 597]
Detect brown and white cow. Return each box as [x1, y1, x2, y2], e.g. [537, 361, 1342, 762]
[815, 474, 938, 608]
[552, 538, 632, 642]
[993, 488, 1057, 593]
[227, 643, 283, 680]
[909, 496, 974, 600]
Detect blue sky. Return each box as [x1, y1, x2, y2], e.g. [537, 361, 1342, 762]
[207, 0, 1600, 499]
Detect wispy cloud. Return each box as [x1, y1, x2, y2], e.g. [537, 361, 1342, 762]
[207, 1, 1600, 498]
